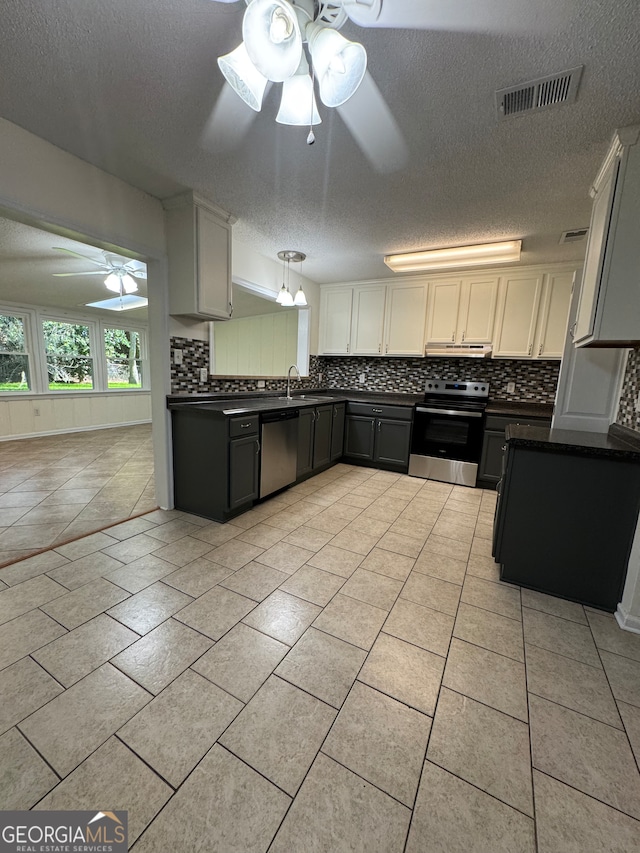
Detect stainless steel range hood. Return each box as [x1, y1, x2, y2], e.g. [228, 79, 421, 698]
[424, 344, 493, 358]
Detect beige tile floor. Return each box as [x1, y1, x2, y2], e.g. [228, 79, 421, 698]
[1, 463, 640, 851]
[0, 424, 155, 566]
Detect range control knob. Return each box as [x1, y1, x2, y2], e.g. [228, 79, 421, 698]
[474, 386, 479, 391]
[481, 386, 486, 391]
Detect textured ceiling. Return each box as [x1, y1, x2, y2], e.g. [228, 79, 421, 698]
[0, 0, 640, 285]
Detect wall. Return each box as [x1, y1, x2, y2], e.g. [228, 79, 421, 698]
[213, 312, 298, 376]
[320, 356, 560, 403]
[616, 348, 640, 433]
[0, 392, 151, 440]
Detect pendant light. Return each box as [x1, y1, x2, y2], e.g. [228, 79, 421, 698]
[277, 250, 307, 306]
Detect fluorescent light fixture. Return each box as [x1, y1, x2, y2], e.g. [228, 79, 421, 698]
[85, 295, 148, 311]
[384, 240, 522, 273]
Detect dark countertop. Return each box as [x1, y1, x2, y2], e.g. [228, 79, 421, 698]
[506, 423, 640, 460]
[167, 388, 421, 414]
[486, 401, 554, 418]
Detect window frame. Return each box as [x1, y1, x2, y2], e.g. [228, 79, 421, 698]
[0, 302, 149, 396]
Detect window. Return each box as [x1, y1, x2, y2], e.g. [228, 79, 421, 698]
[0, 312, 31, 391]
[104, 327, 142, 389]
[42, 320, 94, 391]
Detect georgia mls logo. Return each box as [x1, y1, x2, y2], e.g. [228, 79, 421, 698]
[0, 810, 128, 853]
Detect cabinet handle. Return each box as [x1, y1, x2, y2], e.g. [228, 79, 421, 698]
[538, 343, 543, 356]
[528, 344, 532, 356]
[461, 331, 465, 342]
[372, 408, 383, 414]
[385, 344, 389, 354]
[255, 440, 260, 455]
[378, 344, 381, 353]
[569, 322, 577, 341]
[451, 332, 455, 342]
[240, 422, 252, 429]
[229, 301, 233, 317]
[333, 408, 337, 418]
[377, 421, 381, 432]
[346, 343, 350, 353]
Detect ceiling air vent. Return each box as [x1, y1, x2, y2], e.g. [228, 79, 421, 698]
[559, 228, 589, 244]
[497, 66, 583, 119]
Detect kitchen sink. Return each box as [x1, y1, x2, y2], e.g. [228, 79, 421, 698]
[276, 395, 331, 402]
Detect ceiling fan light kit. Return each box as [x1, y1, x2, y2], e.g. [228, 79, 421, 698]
[384, 240, 523, 273]
[215, 0, 369, 131]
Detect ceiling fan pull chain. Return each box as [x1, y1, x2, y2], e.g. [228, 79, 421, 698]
[307, 65, 316, 145]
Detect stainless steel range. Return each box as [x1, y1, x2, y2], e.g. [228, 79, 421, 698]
[409, 379, 490, 487]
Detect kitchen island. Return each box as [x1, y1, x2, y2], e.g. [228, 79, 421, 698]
[494, 423, 640, 610]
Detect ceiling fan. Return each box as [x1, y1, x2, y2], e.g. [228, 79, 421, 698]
[52, 247, 147, 295]
[205, 0, 578, 172]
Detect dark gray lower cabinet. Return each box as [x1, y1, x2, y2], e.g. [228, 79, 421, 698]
[331, 403, 345, 461]
[478, 413, 552, 488]
[343, 403, 412, 472]
[297, 404, 337, 478]
[228, 433, 260, 509]
[171, 408, 259, 522]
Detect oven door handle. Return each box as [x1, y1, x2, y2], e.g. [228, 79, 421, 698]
[415, 406, 483, 418]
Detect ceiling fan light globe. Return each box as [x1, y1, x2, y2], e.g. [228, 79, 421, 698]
[308, 26, 367, 107]
[121, 274, 138, 294]
[104, 272, 122, 293]
[276, 73, 321, 125]
[218, 43, 268, 111]
[243, 0, 302, 82]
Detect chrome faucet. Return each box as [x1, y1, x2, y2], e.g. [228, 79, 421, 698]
[286, 364, 301, 400]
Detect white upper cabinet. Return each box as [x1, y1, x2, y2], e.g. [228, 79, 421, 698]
[164, 192, 234, 320]
[574, 125, 640, 346]
[426, 277, 498, 344]
[458, 277, 499, 343]
[319, 287, 353, 354]
[492, 274, 544, 358]
[535, 271, 574, 358]
[425, 281, 461, 343]
[384, 283, 428, 355]
[351, 286, 387, 354]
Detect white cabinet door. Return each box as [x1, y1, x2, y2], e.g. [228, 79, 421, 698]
[385, 283, 428, 355]
[351, 286, 386, 354]
[426, 281, 461, 343]
[493, 274, 543, 358]
[535, 272, 573, 358]
[459, 277, 499, 343]
[319, 288, 353, 354]
[197, 206, 233, 319]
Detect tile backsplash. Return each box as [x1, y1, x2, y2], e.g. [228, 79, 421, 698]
[616, 348, 640, 433]
[319, 356, 560, 403]
[170, 336, 559, 402]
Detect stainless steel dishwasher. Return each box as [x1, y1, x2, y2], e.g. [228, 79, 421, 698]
[260, 409, 299, 498]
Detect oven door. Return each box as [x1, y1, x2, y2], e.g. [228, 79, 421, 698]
[408, 405, 485, 486]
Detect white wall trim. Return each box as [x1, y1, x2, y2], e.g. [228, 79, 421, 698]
[0, 418, 152, 442]
[615, 602, 640, 634]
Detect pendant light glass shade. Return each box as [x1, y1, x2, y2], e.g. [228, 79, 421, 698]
[276, 56, 321, 125]
[218, 42, 269, 111]
[293, 285, 307, 306]
[243, 0, 302, 82]
[307, 24, 367, 107]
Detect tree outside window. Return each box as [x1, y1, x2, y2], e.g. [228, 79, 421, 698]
[104, 328, 142, 389]
[43, 320, 94, 390]
[0, 313, 31, 391]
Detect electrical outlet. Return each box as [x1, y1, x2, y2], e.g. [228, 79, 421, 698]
[33, 407, 40, 417]
[257, 380, 266, 389]
[359, 373, 365, 384]
[506, 382, 516, 394]
[318, 373, 323, 383]
[173, 349, 183, 365]
[635, 391, 640, 413]
[199, 367, 208, 383]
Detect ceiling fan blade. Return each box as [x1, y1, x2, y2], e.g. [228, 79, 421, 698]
[52, 247, 108, 268]
[52, 271, 107, 277]
[200, 81, 263, 153]
[343, 0, 577, 34]
[337, 72, 408, 174]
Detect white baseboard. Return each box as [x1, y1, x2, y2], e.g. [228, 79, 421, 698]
[0, 419, 152, 442]
[615, 603, 640, 634]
